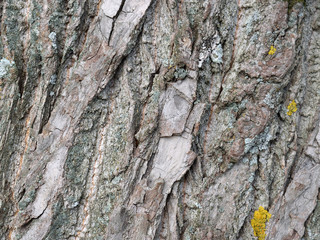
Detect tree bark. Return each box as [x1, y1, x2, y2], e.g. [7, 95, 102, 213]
[0, 0, 319, 239]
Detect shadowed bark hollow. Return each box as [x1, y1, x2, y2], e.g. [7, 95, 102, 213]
[0, 0, 319, 239]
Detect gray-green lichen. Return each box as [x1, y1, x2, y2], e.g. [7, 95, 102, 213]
[0, 58, 15, 78]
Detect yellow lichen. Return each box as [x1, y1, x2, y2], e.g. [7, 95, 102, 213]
[268, 46, 276, 55]
[251, 206, 272, 240]
[287, 99, 297, 116]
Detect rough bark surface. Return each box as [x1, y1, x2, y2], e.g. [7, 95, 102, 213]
[0, 0, 319, 239]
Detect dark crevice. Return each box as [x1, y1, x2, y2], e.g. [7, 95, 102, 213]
[4, 2, 27, 99]
[42, 195, 66, 240]
[45, 0, 71, 105]
[282, 147, 303, 196]
[141, 150, 157, 181]
[107, 0, 127, 46]
[74, 0, 95, 59]
[237, 213, 250, 239]
[39, 0, 102, 134]
[17, 188, 26, 202]
[268, 155, 277, 205]
[252, 154, 260, 193]
[179, 177, 189, 239]
[302, 188, 320, 235]
[38, 87, 56, 134]
[17, 65, 26, 97]
[154, 196, 168, 240]
[61, 0, 100, 65]
[20, 203, 49, 229]
[131, 65, 161, 154]
[0, 1, 4, 56]
[61, 48, 74, 66]
[0, 0, 3, 32]
[148, 67, 160, 93]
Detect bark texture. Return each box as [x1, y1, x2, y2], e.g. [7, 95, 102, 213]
[0, 0, 319, 239]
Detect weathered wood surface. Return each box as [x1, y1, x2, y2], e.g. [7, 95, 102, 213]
[0, 0, 319, 239]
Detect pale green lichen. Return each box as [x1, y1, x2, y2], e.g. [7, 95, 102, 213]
[174, 68, 188, 80]
[48, 32, 57, 49]
[210, 44, 223, 64]
[0, 58, 14, 78]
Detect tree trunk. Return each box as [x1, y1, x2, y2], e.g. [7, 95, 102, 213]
[0, 0, 319, 239]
